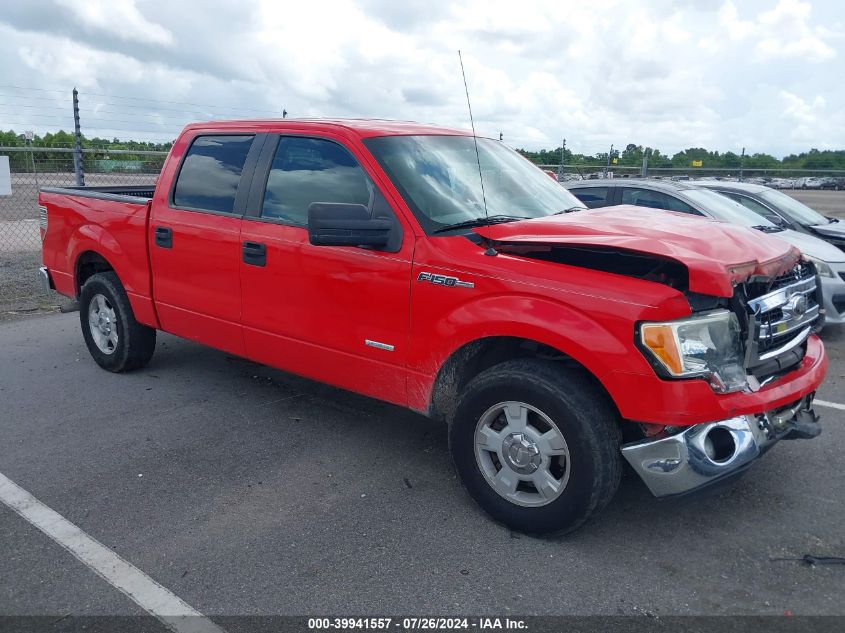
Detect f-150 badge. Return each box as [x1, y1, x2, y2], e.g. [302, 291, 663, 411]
[417, 271, 474, 288]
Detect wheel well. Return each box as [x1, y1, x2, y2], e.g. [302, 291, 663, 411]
[75, 251, 114, 296]
[429, 336, 615, 423]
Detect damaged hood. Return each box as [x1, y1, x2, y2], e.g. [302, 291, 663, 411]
[473, 206, 800, 297]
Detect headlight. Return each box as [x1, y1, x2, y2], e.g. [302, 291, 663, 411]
[639, 310, 747, 393]
[804, 255, 834, 278]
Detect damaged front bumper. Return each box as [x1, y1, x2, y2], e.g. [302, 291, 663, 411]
[621, 395, 820, 497]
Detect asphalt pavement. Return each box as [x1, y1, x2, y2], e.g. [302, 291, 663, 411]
[789, 189, 845, 216]
[1, 313, 844, 622]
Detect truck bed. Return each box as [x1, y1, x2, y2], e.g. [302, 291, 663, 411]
[39, 185, 156, 324]
[40, 185, 155, 204]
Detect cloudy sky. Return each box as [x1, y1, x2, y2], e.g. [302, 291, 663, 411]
[0, 0, 842, 156]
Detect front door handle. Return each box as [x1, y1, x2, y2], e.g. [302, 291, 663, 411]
[155, 226, 172, 248]
[242, 241, 266, 267]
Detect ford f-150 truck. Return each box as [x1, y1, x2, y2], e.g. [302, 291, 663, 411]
[38, 119, 827, 534]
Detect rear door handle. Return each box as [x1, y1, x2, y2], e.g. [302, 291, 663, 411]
[242, 241, 266, 267]
[155, 226, 172, 248]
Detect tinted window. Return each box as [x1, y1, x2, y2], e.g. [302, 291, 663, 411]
[262, 137, 373, 225]
[759, 189, 829, 226]
[683, 189, 779, 229]
[731, 194, 784, 223]
[172, 135, 253, 213]
[621, 188, 696, 214]
[572, 187, 610, 208]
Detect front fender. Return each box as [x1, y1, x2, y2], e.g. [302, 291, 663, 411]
[407, 291, 675, 413]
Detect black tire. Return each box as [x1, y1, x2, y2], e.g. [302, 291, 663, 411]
[449, 359, 622, 535]
[79, 272, 156, 372]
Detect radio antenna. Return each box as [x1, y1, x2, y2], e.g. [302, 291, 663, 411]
[458, 50, 489, 222]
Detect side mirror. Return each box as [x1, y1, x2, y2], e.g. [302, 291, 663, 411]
[307, 203, 392, 248]
[760, 212, 787, 227]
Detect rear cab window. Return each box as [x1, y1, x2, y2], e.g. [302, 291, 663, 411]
[171, 135, 254, 213]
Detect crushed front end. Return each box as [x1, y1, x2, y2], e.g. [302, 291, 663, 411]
[623, 260, 826, 497]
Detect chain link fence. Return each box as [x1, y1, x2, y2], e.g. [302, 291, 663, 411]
[1, 147, 165, 252]
[1, 144, 843, 316]
[3, 146, 844, 252]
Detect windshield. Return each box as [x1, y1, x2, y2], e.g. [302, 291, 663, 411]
[683, 188, 781, 230]
[759, 189, 829, 226]
[364, 135, 586, 233]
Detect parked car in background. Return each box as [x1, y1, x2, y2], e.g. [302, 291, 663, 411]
[794, 177, 824, 190]
[820, 177, 845, 191]
[564, 178, 845, 327]
[768, 178, 796, 189]
[695, 181, 845, 250]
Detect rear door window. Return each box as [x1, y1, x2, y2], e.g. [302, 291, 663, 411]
[571, 187, 610, 208]
[620, 188, 696, 214]
[172, 135, 254, 213]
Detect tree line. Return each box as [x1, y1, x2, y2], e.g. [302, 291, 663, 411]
[0, 129, 172, 172]
[4, 129, 844, 172]
[517, 143, 845, 171]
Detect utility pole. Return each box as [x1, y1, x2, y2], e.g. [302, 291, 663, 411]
[604, 144, 614, 177]
[739, 147, 745, 183]
[558, 138, 566, 178]
[72, 87, 85, 187]
[641, 147, 649, 178]
[25, 130, 39, 191]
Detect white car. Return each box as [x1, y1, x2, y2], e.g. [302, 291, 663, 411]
[794, 177, 824, 190]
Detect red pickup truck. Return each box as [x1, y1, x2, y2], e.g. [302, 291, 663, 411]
[38, 119, 827, 534]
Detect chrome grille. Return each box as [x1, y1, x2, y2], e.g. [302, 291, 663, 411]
[748, 275, 819, 343]
[743, 262, 819, 374]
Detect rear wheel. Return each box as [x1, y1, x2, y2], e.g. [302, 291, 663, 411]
[79, 272, 156, 372]
[449, 359, 622, 535]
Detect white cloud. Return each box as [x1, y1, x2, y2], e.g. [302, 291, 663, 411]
[0, 0, 842, 156]
[718, 1, 757, 41]
[756, 0, 836, 61]
[716, 0, 836, 62]
[777, 90, 837, 146]
[54, 0, 173, 46]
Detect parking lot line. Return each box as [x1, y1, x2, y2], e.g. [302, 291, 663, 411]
[815, 399, 845, 411]
[0, 472, 226, 633]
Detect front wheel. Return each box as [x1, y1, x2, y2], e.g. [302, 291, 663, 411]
[79, 272, 156, 372]
[449, 360, 622, 535]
